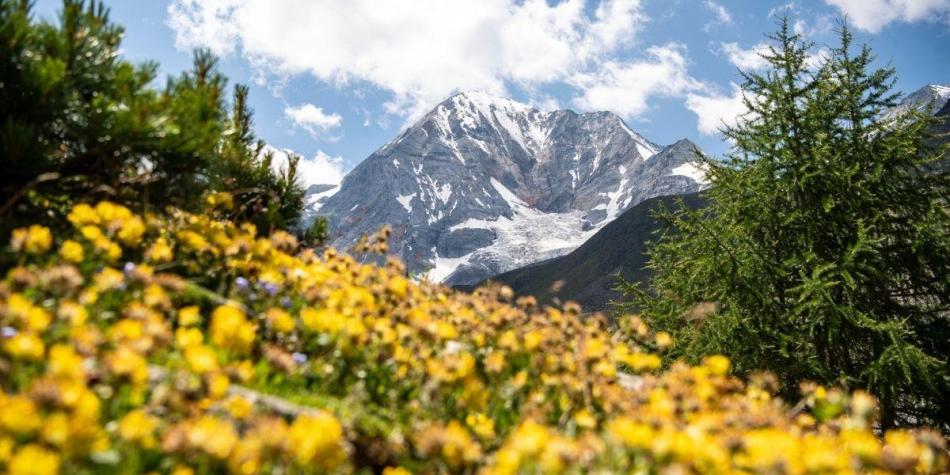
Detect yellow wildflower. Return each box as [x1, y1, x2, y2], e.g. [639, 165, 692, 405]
[615, 348, 660, 372]
[146, 237, 174, 262]
[882, 430, 927, 472]
[466, 412, 496, 439]
[185, 416, 238, 459]
[508, 420, 548, 456]
[90, 236, 122, 261]
[57, 300, 88, 326]
[608, 417, 653, 449]
[67, 203, 100, 226]
[171, 466, 195, 475]
[94, 201, 131, 224]
[59, 239, 84, 263]
[265, 307, 296, 333]
[142, 284, 167, 307]
[71, 386, 102, 422]
[116, 215, 145, 245]
[6, 293, 51, 331]
[439, 421, 482, 469]
[287, 411, 345, 469]
[524, 330, 544, 351]
[231, 359, 256, 383]
[485, 351, 506, 373]
[0, 396, 40, 435]
[175, 327, 205, 348]
[655, 331, 673, 349]
[210, 304, 256, 354]
[205, 191, 234, 209]
[185, 344, 220, 375]
[48, 344, 85, 381]
[7, 444, 60, 475]
[498, 330, 518, 350]
[301, 306, 342, 335]
[107, 345, 148, 385]
[736, 428, 799, 472]
[178, 230, 210, 252]
[40, 413, 69, 447]
[225, 396, 254, 420]
[80, 224, 104, 242]
[178, 305, 201, 326]
[387, 276, 409, 297]
[11, 225, 52, 254]
[0, 436, 12, 463]
[572, 409, 597, 429]
[93, 267, 125, 290]
[207, 373, 230, 399]
[118, 410, 159, 448]
[704, 355, 731, 376]
[3, 332, 45, 360]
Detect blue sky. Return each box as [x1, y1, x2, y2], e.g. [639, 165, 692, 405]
[33, 0, 950, 187]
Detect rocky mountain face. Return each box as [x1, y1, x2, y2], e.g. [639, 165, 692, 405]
[883, 83, 950, 121]
[312, 91, 708, 285]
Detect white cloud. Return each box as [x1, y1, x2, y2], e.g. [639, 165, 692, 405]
[284, 103, 343, 140]
[167, 0, 646, 120]
[569, 43, 700, 118]
[805, 47, 831, 70]
[719, 42, 829, 73]
[267, 146, 345, 188]
[298, 151, 345, 187]
[685, 83, 749, 136]
[720, 42, 770, 70]
[527, 94, 562, 112]
[704, 0, 733, 25]
[167, 0, 241, 55]
[767, 2, 834, 37]
[768, 2, 798, 18]
[824, 0, 950, 33]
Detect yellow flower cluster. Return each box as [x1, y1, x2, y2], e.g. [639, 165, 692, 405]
[65, 202, 145, 262]
[0, 199, 945, 474]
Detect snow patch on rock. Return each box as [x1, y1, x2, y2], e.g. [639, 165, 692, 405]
[396, 193, 415, 213]
[670, 162, 710, 185]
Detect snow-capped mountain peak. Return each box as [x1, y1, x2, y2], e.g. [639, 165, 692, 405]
[884, 83, 950, 120]
[450, 90, 539, 115]
[425, 90, 553, 158]
[314, 92, 707, 285]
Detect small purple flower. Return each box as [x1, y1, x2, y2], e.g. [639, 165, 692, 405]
[261, 281, 279, 296]
[292, 352, 308, 364]
[235, 277, 250, 290]
[1, 326, 17, 338]
[281, 297, 292, 308]
[123, 262, 136, 276]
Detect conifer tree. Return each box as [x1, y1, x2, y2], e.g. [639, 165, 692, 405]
[0, 0, 304, 237]
[628, 19, 950, 430]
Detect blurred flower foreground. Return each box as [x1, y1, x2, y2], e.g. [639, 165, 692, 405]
[0, 198, 946, 474]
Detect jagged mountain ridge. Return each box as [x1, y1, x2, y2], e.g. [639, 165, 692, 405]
[313, 91, 708, 285]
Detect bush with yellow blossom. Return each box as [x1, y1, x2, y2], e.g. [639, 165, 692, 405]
[0, 199, 945, 474]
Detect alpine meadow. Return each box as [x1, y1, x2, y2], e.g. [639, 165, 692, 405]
[1, 1, 948, 475]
